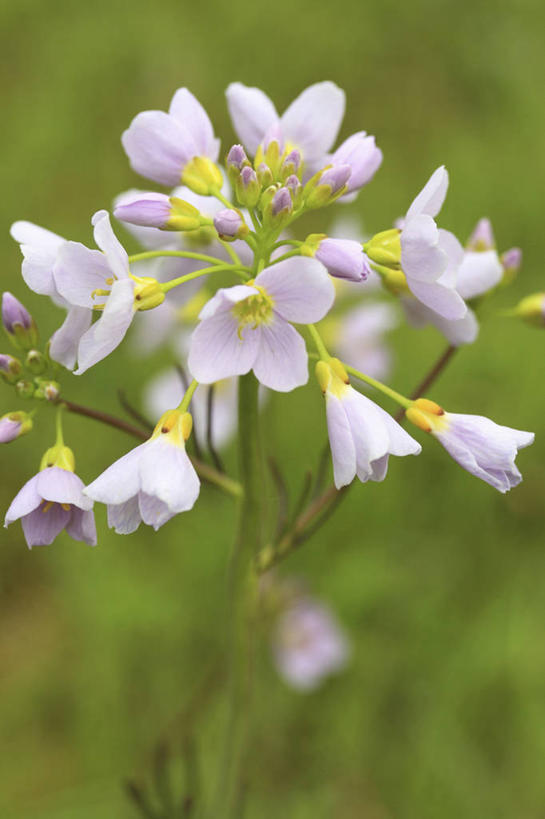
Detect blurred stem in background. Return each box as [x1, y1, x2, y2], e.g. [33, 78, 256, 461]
[213, 373, 262, 818]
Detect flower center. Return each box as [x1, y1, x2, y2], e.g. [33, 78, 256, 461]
[232, 285, 274, 334]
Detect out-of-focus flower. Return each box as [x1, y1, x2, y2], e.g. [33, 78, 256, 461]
[0, 411, 33, 443]
[2, 292, 38, 349]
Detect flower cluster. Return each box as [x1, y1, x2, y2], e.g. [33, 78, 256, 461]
[2, 81, 536, 549]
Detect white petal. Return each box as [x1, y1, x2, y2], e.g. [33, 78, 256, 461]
[408, 278, 467, 321]
[107, 497, 142, 534]
[169, 88, 219, 160]
[406, 166, 449, 220]
[401, 214, 448, 283]
[402, 298, 478, 346]
[54, 241, 112, 308]
[343, 390, 390, 480]
[11, 221, 65, 297]
[75, 278, 135, 374]
[139, 438, 200, 513]
[37, 467, 93, 510]
[255, 258, 335, 323]
[252, 317, 308, 391]
[138, 493, 175, 530]
[85, 443, 147, 505]
[280, 82, 345, 163]
[4, 474, 42, 525]
[325, 393, 356, 488]
[49, 307, 93, 369]
[121, 110, 190, 186]
[92, 210, 129, 280]
[188, 311, 259, 383]
[456, 250, 503, 300]
[225, 83, 278, 156]
[10, 220, 65, 253]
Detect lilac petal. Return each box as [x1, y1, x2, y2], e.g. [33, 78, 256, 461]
[188, 310, 259, 383]
[325, 393, 356, 488]
[54, 242, 112, 308]
[138, 492, 175, 531]
[225, 83, 279, 156]
[75, 278, 135, 374]
[406, 166, 449, 220]
[332, 132, 383, 194]
[92, 210, 129, 280]
[121, 110, 190, 186]
[37, 467, 93, 510]
[107, 497, 142, 535]
[113, 189, 173, 250]
[22, 503, 70, 547]
[139, 438, 200, 514]
[401, 214, 448, 283]
[49, 306, 93, 370]
[315, 238, 366, 282]
[85, 443, 147, 506]
[253, 317, 308, 391]
[280, 82, 345, 164]
[11, 221, 65, 297]
[402, 298, 479, 346]
[4, 473, 42, 524]
[169, 88, 220, 160]
[457, 250, 503, 300]
[255, 258, 334, 323]
[409, 278, 467, 321]
[114, 193, 171, 229]
[66, 508, 97, 545]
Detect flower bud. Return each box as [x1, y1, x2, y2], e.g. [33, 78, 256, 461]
[363, 229, 402, 268]
[262, 186, 293, 229]
[115, 194, 210, 232]
[34, 379, 61, 401]
[15, 379, 35, 399]
[236, 166, 261, 208]
[256, 162, 274, 189]
[180, 156, 223, 196]
[226, 144, 248, 170]
[285, 174, 303, 207]
[304, 165, 351, 209]
[511, 292, 545, 327]
[302, 234, 368, 282]
[2, 292, 38, 349]
[280, 149, 302, 181]
[0, 410, 33, 443]
[467, 218, 495, 251]
[501, 247, 522, 285]
[0, 353, 22, 383]
[25, 349, 47, 375]
[271, 187, 292, 217]
[213, 208, 249, 241]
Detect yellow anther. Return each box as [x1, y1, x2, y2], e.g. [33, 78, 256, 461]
[406, 398, 447, 433]
[315, 360, 332, 393]
[61, 503, 71, 512]
[42, 501, 54, 513]
[232, 285, 274, 333]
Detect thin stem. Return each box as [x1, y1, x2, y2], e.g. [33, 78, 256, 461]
[343, 363, 412, 409]
[248, 209, 261, 233]
[394, 344, 457, 422]
[307, 323, 330, 360]
[179, 379, 199, 413]
[272, 239, 301, 251]
[129, 250, 225, 266]
[268, 248, 301, 265]
[55, 404, 65, 447]
[212, 189, 236, 210]
[162, 264, 249, 293]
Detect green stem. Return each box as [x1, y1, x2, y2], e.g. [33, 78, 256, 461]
[343, 363, 411, 409]
[161, 264, 249, 294]
[129, 250, 225, 266]
[55, 404, 65, 447]
[219, 239, 242, 266]
[212, 189, 237, 210]
[178, 379, 199, 413]
[215, 373, 262, 817]
[307, 323, 331, 360]
[268, 248, 301, 265]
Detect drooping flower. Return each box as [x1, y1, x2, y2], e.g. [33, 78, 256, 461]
[406, 398, 535, 492]
[316, 358, 421, 488]
[84, 409, 200, 533]
[121, 88, 221, 191]
[226, 81, 345, 173]
[188, 258, 335, 392]
[53, 210, 164, 374]
[273, 597, 350, 691]
[4, 445, 96, 547]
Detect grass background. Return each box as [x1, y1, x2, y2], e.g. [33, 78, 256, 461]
[1, 0, 544, 816]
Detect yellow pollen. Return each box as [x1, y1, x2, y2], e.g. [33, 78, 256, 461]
[61, 503, 71, 512]
[232, 285, 274, 336]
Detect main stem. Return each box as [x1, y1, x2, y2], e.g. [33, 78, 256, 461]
[218, 373, 262, 816]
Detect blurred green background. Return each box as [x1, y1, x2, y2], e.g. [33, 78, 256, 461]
[1, 0, 544, 816]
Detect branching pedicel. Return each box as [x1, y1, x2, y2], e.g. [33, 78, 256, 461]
[2, 80, 540, 815]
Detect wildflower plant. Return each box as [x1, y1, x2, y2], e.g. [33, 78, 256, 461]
[2, 80, 539, 815]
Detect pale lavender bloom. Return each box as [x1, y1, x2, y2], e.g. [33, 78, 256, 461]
[226, 81, 345, 171]
[317, 361, 421, 488]
[214, 208, 243, 238]
[188, 258, 334, 392]
[5, 467, 96, 548]
[271, 187, 292, 216]
[0, 416, 22, 443]
[399, 166, 467, 320]
[84, 418, 200, 534]
[10, 221, 66, 299]
[114, 192, 172, 228]
[402, 297, 479, 346]
[336, 302, 398, 380]
[54, 210, 137, 374]
[2, 292, 33, 334]
[273, 598, 350, 691]
[121, 88, 220, 186]
[329, 131, 383, 198]
[314, 238, 368, 282]
[432, 413, 534, 493]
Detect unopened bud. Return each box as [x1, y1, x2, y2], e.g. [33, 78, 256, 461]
[236, 166, 260, 208]
[115, 194, 210, 232]
[511, 292, 545, 327]
[256, 162, 274, 189]
[213, 208, 249, 241]
[34, 379, 61, 401]
[467, 218, 495, 251]
[280, 149, 302, 180]
[501, 247, 522, 285]
[25, 349, 47, 375]
[285, 174, 302, 206]
[15, 379, 35, 399]
[0, 353, 22, 383]
[2, 292, 38, 349]
[181, 156, 223, 196]
[304, 164, 351, 209]
[263, 186, 293, 229]
[0, 411, 33, 443]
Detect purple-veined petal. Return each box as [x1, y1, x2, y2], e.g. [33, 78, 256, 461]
[226, 83, 279, 156]
[75, 278, 135, 374]
[138, 493, 176, 531]
[66, 508, 97, 545]
[22, 503, 71, 547]
[107, 497, 142, 535]
[37, 467, 93, 510]
[188, 310, 259, 383]
[255, 258, 335, 323]
[406, 166, 449, 220]
[252, 317, 308, 391]
[54, 242, 112, 308]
